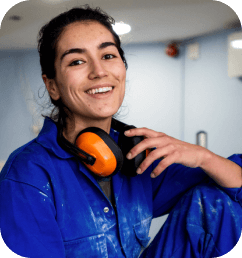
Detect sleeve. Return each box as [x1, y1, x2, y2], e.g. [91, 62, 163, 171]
[151, 154, 242, 218]
[0, 179, 66, 258]
[215, 154, 242, 205]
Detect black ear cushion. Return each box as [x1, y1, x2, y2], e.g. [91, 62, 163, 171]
[118, 126, 146, 177]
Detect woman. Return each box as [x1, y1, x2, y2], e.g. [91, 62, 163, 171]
[0, 5, 241, 258]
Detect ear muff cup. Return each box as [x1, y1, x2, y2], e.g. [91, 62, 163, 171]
[75, 127, 123, 177]
[118, 125, 147, 177]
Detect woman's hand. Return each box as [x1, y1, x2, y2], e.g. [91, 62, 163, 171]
[125, 127, 209, 178]
[125, 128, 242, 188]
[124, 127, 242, 188]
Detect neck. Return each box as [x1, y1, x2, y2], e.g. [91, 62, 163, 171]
[62, 116, 112, 144]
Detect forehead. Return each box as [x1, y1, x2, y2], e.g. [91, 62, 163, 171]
[56, 21, 115, 53]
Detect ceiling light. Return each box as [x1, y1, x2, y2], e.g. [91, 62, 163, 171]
[112, 22, 131, 35]
[231, 39, 242, 49]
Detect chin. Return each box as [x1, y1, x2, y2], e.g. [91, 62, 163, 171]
[96, 106, 120, 119]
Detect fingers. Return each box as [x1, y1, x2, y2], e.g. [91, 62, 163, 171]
[125, 127, 168, 158]
[126, 132, 172, 160]
[124, 126, 205, 178]
[135, 145, 178, 177]
[126, 137, 162, 160]
[124, 127, 185, 178]
[150, 152, 180, 178]
[136, 148, 165, 175]
[124, 127, 164, 139]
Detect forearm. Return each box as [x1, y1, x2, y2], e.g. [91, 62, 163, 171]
[200, 149, 242, 188]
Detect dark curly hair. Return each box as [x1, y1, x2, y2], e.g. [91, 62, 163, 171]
[37, 5, 127, 127]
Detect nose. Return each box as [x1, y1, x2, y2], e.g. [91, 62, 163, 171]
[88, 59, 108, 80]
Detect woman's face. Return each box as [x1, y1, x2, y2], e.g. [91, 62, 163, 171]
[45, 21, 126, 124]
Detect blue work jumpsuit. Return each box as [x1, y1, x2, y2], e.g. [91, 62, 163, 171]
[0, 117, 242, 257]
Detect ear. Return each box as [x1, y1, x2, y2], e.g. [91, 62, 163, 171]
[42, 75, 60, 101]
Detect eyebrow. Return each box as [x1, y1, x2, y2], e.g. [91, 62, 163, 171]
[60, 41, 117, 62]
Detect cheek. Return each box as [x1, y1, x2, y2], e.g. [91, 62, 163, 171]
[118, 80, 126, 104]
[120, 70, 126, 94]
[118, 68, 126, 97]
[57, 73, 82, 95]
[116, 64, 126, 83]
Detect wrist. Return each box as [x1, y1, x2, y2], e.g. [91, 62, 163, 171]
[199, 148, 215, 171]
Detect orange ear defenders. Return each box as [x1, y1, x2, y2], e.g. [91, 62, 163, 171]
[57, 119, 147, 178]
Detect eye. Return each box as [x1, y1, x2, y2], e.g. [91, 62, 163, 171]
[69, 60, 84, 66]
[103, 54, 116, 60]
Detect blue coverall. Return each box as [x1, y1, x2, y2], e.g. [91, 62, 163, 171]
[0, 117, 241, 257]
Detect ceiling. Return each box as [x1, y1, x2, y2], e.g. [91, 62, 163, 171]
[0, 0, 241, 50]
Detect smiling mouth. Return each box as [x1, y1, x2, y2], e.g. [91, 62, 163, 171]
[86, 86, 113, 95]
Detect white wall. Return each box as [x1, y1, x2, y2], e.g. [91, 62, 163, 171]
[0, 50, 44, 162]
[184, 31, 242, 158]
[121, 43, 184, 141]
[121, 28, 242, 158]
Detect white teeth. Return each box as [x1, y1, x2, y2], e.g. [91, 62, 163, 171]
[87, 87, 112, 94]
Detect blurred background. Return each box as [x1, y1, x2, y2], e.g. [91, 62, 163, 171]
[0, 0, 242, 242]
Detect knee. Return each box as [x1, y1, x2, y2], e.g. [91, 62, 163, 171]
[189, 182, 231, 206]
[186, 182, 241, 229]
